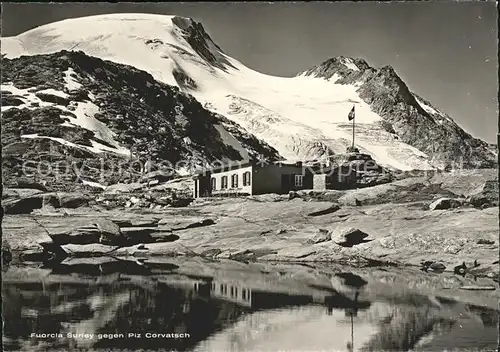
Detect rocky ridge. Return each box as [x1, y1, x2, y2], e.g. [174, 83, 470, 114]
[300, 57, 497, 169]
[2, 169, 497, 283]
[1, 51, 281, 191]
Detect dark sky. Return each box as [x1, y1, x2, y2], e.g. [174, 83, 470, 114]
[2, 2, 498, 143]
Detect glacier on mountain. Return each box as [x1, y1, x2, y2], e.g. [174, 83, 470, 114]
[2, 13, 495, 170]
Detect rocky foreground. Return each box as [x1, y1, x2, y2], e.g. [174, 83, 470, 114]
[2, 169, 499, 285]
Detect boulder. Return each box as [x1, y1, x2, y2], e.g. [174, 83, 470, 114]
[477, 239, 495, 245]
[460, 285, 496, 291]
[15, 180, 48, 191]
[2, 188, 45, 200]
[468, 181, 499, 209]
[120, 227, 158, 241]
[19, 249, 55, 262]
[3, 196, 44, 214]
[357, 170, 393, 188]
[50, 225, 101, 245]
[142, 170, 172, 182]
[276, 247, 316, 259]
[61, 244, 116, 257]
[105, 183, 145, 194]
[152, 196, 173, 206]
[4, 192, 91, 213]
[170, 198, 193, 207]
[230, 249, 256, 261]
[95, 219, 124, 245]
[183, 218, 215, 229]
[148, 179, 160, 187]
[111, 219, 159, 228]
[443, 245, 462, 254]
[2, 245, 12, 265]
[96, 219, 121, 235]
[429, 198, 463, 210]
[150, 233, 180, 243]
[330, 227, 371, 247]
[57, 193, 91, 208]
[42, 193, 61, 208]
[379, 236, 396, 249]
[38, 241, 68, 259]
[129, 196, 141, 204]
[201, 248, 222, 258]
[307, 204, 341, 217]
[429, 262, 446, 272]
[3, 142, 31, 157]
[306, 230, 331, 244]
[216, 251, 232, 259]
[35, 92, 70, 106]
[158, 217, 215, 230]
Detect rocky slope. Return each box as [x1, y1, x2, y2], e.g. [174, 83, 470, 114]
[300, 57, 497, 169]
[2, 169, 497, 279]
[3, 13, 496, 170]
[1, 51, 281, 191]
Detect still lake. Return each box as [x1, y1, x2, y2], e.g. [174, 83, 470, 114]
[2, 258, 498, 352]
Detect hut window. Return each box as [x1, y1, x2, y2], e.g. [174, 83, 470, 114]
[243, 171, 251, 186]
[211, 177, 216, 190]
[231, 174, 239, 188]
[221, 176, 228, 189]
[294, 175, 303, 187]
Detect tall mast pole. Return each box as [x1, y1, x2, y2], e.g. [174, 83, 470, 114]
[352, 105, 355, 149]
[351, 313, 354, 350]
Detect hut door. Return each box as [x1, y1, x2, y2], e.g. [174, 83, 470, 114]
[281, 174, 291, 193]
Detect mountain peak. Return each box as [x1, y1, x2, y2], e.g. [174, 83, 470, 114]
[298, 56, 371, 79]
[333, 56, 370, 70]
[2, 13, 238, 88]
[170, 16, 235, 72]
[2, 14, 496, 171]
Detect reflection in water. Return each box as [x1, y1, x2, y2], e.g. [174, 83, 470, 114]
[2, 263, 498, 352]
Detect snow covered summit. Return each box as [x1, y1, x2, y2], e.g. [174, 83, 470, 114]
[2, 13, 496, 170]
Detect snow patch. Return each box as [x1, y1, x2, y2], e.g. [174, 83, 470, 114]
[81, 179, 107, 190]
[37, 88, 69, 98]
[366, 145, 432, 171]
[414, 95, 455, 124]
[21, 133, 130, 157]
[415, 96, 439, 115]
[89, 140, 130, 157]
[1, 84, 57, 110]
[2, 83, 129, 155]
[63, 68, 82, 91]
[329, 73, 342, 83]
[341, 57, 360, 71]
[21, 133, 89, 150]
[61, 100, 122, 149]
[176, 166, 192, 176]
